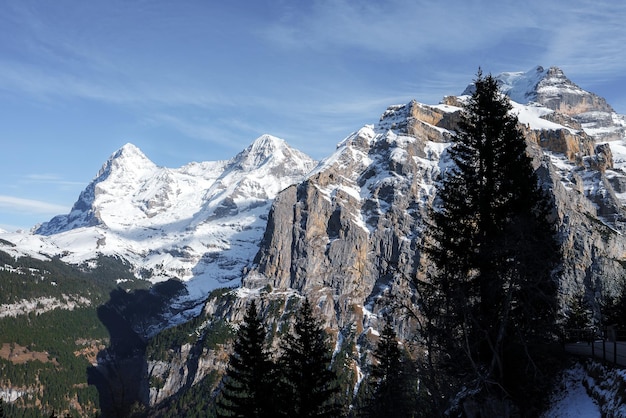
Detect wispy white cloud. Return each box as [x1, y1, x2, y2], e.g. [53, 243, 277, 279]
[0, 58, 229, 110]
[261, 1, 540, 56]
[150, 114, 255, 151]
[0, 3, 233, 110]
[540, 2, 626, 76]
[261, 0, 626, 77]
[0, 195, 68, 215]
[22, 174, 84, 187]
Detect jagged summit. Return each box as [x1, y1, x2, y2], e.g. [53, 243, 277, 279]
[113, 142, 150, 160]
[462, 65, 555, 102]
[24, 137, 316, 298]
[490, 65, 548, 104]
[230, 134, 315, 174]
[96, 142, 158, 184]
[463, 66, 614, 116]
[462, 65, 550, 102]
[35, 143, 160, 235]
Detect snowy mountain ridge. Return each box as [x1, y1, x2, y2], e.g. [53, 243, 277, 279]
[2, 65, 626, 315]
[239, 65, 626, 342]
[3, 66, 626, 414]
[1, 135, 317, 301]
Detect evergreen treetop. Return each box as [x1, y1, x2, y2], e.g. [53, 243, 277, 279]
[364, 316, 417, 417]
[216, 300, 275, 418]
[418, 70, 560, 414]
[276, 298, 340, 418]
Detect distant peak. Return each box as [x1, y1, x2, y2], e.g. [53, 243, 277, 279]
[229, 134, 315, 173]
[95, 143, 157, 181]
[108, 143, 154, 164]
[249, 134, 286, 152]
[112, 143, 150, 160]
[461, 65, 614, 115]
[240, 134, 289, 160]
[461, 65, 549, 103]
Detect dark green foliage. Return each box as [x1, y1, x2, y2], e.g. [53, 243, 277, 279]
[418, 71, 560, 413]
[329, 328, 360, 417]
[0, 308, 106, 416]
[601, 281, 626, 329]
[149, 295, 346, 418]
[146, 288, 235, 362]
[0, 252, 138, 306]
[146, 314, 205, 361]
[276, 298, 340, 417]
[565, 292, 594, 330]
[216, 300, 275, 417]
[356, 318, 422, 418]
[368, 319, 415, 417]
[0, 250, 147, 416]
[80, 255, 139, 287]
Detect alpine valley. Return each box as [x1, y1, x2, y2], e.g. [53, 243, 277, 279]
[2, 66, 626, 416]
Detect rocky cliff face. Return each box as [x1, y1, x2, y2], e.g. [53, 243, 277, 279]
[233, 66, 626, 337]
[11, 66, 622, 410]
[245, 109, 448, 337]
[136, 67, 626, 409]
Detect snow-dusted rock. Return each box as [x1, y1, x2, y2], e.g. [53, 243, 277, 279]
[2, 135, 317, 304]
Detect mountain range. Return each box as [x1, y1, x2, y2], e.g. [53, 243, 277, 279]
[2, 65, 626, 414]
[1, 134, 317, 305]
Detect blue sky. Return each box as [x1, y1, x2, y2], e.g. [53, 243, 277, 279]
[1, 0, 626, 231]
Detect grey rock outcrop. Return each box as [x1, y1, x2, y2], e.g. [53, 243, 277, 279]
[152, 67, 626, 407]
[535, 67, 614, 116]
[240, 73, 626, 334]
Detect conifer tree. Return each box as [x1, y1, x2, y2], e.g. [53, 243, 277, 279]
[276, 298, 340, 417]
[216, 300, 275, 418]
[419, 70, 560, 410]
[364, 317, 416, 417]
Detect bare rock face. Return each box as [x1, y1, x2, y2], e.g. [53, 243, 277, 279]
[524, 126, 596, 161]
[535, 67, 615, 116]
[250, 124, 417, 333]
[244, 102, 470, 339]
[160, 68, 626, 408]
[377, 100, 461, 141]
[244, 92, 626, 334]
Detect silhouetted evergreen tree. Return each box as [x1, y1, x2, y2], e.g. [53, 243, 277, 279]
[276, 298, 340, 417]
[566, 292, 594, 330]
[216, 300, 275, 418]
[601, 283, 626, 329]
[362, 317, 416, 417]
[418, 70, 560, 414]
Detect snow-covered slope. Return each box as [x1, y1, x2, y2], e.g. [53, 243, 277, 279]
[3, 65, 626, 314]
[242, 66, 626, 342]
[0, 135, 317, 301]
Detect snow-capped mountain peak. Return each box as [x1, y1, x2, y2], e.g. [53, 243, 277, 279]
[35, 143, 160, 235]
[461, 65, 546, 102]
[491, 65, 547, 104]
[463, 66, 614, 117]
[230, 134, 315, 174]
[102, 143, 157, 177]
[17, 137, 316, 300]
[93, 143, 159, 197]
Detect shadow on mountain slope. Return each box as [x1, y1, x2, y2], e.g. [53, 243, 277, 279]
[88, 280, 187, 417]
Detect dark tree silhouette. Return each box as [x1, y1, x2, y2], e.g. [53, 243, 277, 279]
[216, 300, 275, 418]
[362, 317, 416, 417]
[418, 70, 560, 413]
[276, 298, 340, 417]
